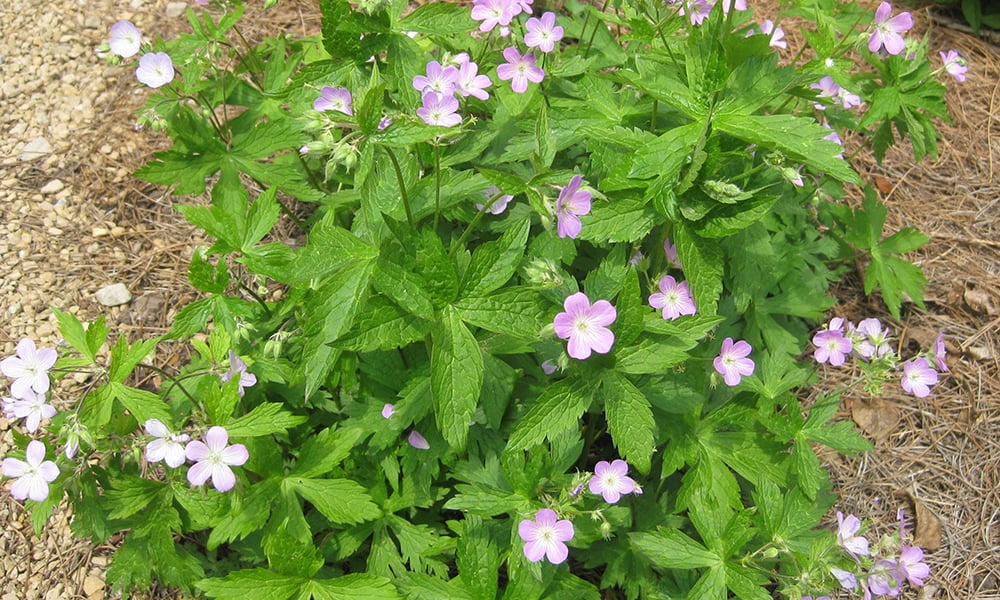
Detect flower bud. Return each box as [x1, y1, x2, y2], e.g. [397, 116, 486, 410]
[523, 257, 563, 288]
[599, 520, 613, 539]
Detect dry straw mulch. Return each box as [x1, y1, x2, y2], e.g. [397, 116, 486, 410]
[1, 1, 997, 598]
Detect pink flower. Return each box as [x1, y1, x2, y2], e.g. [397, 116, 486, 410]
[313, 86, 353, 115]
[718, 0, 746, 13]
[940, 50, 967, 82]
[854, 317, 891, 359]
[185, 426, 248, 493]
[553, 292, 617, 360]
[496, 47, 544, 94]
[2, 440, 59, 502]
[760, 19, 786, 49]
[831, 567, 858, 590]
[10, 389, 56, 433]
[898, 545, 930, 586]
[518, 508, 575, 564]
[664, 239, 682, 269]
[412, 61, 459, 97]
[408, 430, 430, 450]
[456, 61, 492, 101]
[470, 0, 517, 33]
[648, 275, 696, 320]
[932, 331, 948, 372]
[135, 52, 174, 88]
[588, 459, 636, 503]
[109, 21, 142, 58]
[867, 558, 903, 596]
[476, 185, 513, 214]
[417, 92, 462, 127]
[1, 338, 58, 398]
[813, 330, 852, 366]
[678, 0, 713, 26]
[713, 338, 755, 386]
[524, 12, 564, 53]
[220, 350, 256, 397]
[811, 76, 861, 110]
[144, 418, 190, 468]
[901, 357, 937, 398]
[869, 2, 912, 56]
[555, 175, 591, 239]
[836, 511, 870, 561]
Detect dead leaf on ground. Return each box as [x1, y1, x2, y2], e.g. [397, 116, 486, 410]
[906, 490, 944, 551]
[851, 398, 900, 445]
[964, 287, 998, 316]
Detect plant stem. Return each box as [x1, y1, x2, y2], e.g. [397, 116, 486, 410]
[383, 146, 415, 228]
[433, 143, 442, 231]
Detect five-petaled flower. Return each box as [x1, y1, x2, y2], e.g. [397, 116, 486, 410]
[10, 389, 56, 433]
[836, 511, 870, 561]
[456, 60, 492, 101]
[869, 2, 913, 56]
[1, 338, 58, 399]
[185, 426, 249, 493]
[518, 508, 575, 564]
[648, 275, 697, 320]
[144, 418, 190, 468]
[901, 357, 937, 398]
[2, 440, 59, 502]
[221, 350, 257, 397]
[555, 175, 592, 239]
[589, 459, 636, 503]
[940, 50, 967, 82]
[813, 329, 852, 366]
[496, 47, 544, 94]
[413, 61, 459, 97]
[313, 86, 353, 115]
[135, 52, 175, 88]
[898, 545, 930, 586]
[109, 21, 142, 58]
[417, 92, 462, 127]
[553, 292, 617, 360]
[470, 0, 518, 33]
[525, 12, 564, 53]
[855, 317, 891, 358]
[713, 337, 755, 386]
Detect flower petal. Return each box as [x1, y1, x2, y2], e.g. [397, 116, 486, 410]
[187, 461, 213, 486]
[211, 464, 237, 492]
[204, 426, 230, 451]
[220, 444, 249, 467]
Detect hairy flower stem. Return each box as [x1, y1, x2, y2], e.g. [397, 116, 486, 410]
[448, 192, 506, 259]
[238, 282, 272, 318]
[383, 147, 415, 228]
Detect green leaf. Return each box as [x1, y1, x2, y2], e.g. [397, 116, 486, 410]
[290, 427, 363, 478]
[507, 380, 591, 452]
[263, 528, 323, 578]
[108, 336, 159, 384]
[336, 295, 431, 351]
[52, 308, 97, 362]
[457, 517, 500, 600]
[879, 227, 929, 255]
[578, 196, 656, 244]
[105, 476, 164, 520]
[397, 1, 473, 33]
[431, 306, 484, 451]
[602, 372, 655, 473]
[188, 247, 230, 294]
[290, 214, 378, 285]
[630, 122, 702, 180]
[614, 338, 690, 375]
[372, 257, 435, 320]
[110, 382, 171, 425]
[371, 122, 454, 147]
[226, 403, 308, 438]
[458, 218, 530, 299]
[285, 477, 381, 525]
[674, 223, 723, 314]
[197, 569, 303, 600]
[243, 187, 281, 251]
[713, 113, 860, 184]
[724, 563, 772, 600]
[302, 575, 401, 600]
[205, 380, 241, 426]
[297, 259, 374, 398]
[453, 288, 546, 340]
[630, 528, 721, 569]
[208, 479, 278, 550]
[688, 565, 726, 600]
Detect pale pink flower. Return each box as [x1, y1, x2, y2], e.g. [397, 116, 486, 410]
[2, 440, 59, 502]
[417, 92, 462, 127]
[456, 61, 492, 101]
[518, 508, 575, 564]
[412, 61, 459, 97]
[220, 350, 256, 397]
[1, 338, 58, 398]
[901, 357, 937, 398]
[664, 239, 682, 269]
[940, 50, 967, 82]
[813, 330, 852, 366]
[648, 275, 696, 320]
[496, 47, 544, 94]
[185, 426, 248, 493]
[313, 86, 353, 115]
[678, 0, 713, 25]
[555, 175, 591, 239]
[470, 0, 517, 33]
[109, 21, 142, 58]
[869, 2, 912, 56]
[898, 546, 930, 586]
[836, 511, 870, 561]
[932, 331, 948, 372]
[588, 459, 636, 503]
[524, 12, 564, 54]
[713, 338, 755, 386]
[553, 292, 616, 360]
[476, 185, 513, 214]
[10, 389, 56, 433]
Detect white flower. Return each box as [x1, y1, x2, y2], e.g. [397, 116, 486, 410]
[144, 419, 190, 468]
[1, 338, 58, 398]
[135, 52, 175, 88]
[11, 389, 56, 433]
[2, 440, 60, 502]
[109, 21, 142, 58]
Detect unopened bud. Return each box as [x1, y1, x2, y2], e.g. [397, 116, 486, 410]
[599, 521, 613, 539]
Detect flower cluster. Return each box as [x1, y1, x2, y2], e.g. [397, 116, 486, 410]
[827, 510, 930, 599]
[812, 317, 945, 398]
[518, 459, 638, 564]
[107, 21, 175, 88]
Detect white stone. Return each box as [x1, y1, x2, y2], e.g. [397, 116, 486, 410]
[165, 1, 186, 16]
[95, 283, 132, 306]
[20, 137, 51, 161]
[40, 179, 65, 195]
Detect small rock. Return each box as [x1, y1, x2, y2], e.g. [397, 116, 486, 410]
[95, 283, 132, 307]
[38, 179, 66, 196]
[20, 137, 51, 161]
[165, 1, 186, 16]
[82, 575, 105, 597]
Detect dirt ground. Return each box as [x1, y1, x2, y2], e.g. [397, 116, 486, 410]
[0, 0, 997, 598]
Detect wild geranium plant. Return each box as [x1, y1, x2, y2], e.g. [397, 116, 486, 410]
[4, 0, 963, 597]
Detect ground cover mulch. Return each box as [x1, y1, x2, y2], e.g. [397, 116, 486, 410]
[0, 0, 996, 598]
